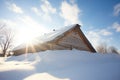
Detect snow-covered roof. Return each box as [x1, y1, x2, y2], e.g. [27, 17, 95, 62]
[13, 24, 79, 50]
[35, 24, 78, 43]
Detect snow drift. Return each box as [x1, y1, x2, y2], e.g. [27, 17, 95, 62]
[0, 49, 120, 80]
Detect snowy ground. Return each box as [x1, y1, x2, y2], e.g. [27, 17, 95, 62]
[0, 49, 120, 80]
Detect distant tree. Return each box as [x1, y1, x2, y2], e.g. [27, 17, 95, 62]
[96, 43, 107, 54]
[0, 23, 5, 30]
[96, 43, 119, 54]
[0, 23, 15, 56]
[108, 46, 119, 54]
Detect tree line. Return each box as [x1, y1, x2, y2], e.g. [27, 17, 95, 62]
[96, 43, 119, 54]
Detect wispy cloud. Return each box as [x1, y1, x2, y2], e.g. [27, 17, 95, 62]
[31, 7, 41, 16]
[8, 3, 23, 14]
[100, 29, 112, 36]
[40, 0, 56, 14]
[18, 15, 47, 32]
[0, 15, 47, 33]
[114, 3, 120, 16]
[0, 19, 17, 28]
[112, 22, 120, 32]
[60, 1, 82, 25]
[86, 29, 112, 48]
[31, 0, 56, 22]
[86, 30, 102, 47]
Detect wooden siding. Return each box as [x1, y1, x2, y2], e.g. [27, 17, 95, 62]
[58, 30, 90, 51]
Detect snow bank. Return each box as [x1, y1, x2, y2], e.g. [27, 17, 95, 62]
[24, 73, 69, 80]
[0, 50, 120, 80]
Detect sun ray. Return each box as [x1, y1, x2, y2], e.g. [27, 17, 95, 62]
[29, 42, 36, 53]
[25, 43, 28, 61]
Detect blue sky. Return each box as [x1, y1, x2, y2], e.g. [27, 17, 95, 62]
[0, 0, 120, 50]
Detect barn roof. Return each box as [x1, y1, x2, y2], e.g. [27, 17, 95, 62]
[13, 24, 96, 53]
[35, 24, 78, 43]
[13, 24, 78, 50]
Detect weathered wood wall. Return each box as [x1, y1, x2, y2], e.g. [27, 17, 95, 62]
[51, 30, 89, 51]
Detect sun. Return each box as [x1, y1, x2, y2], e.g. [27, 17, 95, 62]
[20, 31, 35, 43]
[18, 31, 35, 44]
[14, 25, 48, 46]
[15, 29, 41, 45]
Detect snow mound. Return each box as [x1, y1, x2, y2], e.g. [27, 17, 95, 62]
[0, 49, 120, 80]
[24, 73, 69, 80]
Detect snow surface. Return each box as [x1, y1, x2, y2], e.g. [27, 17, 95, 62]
[0, 49, 120, 80]
[13, 24, 77, 50]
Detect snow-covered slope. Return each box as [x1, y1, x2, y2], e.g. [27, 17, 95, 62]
[0, 50, 120, 80]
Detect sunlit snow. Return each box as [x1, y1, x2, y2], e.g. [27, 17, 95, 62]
[0, 49, 120, 80]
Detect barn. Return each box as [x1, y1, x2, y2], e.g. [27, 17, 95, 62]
[13, 24, 96, 55]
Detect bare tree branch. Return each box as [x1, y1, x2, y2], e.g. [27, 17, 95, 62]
[96, 43, 107, 54]
[0, 23, 15, 56]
